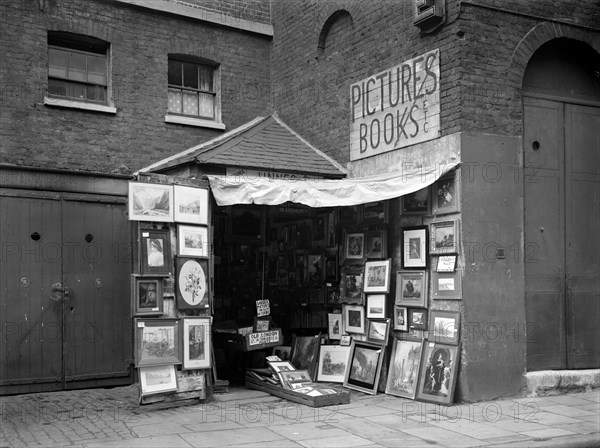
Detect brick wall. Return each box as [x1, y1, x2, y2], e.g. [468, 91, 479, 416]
[0, 0, 271, 175]
[170, 0, 271, 24]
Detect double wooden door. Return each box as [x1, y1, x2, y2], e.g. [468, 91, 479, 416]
[0, 191, 133, 394]
[524, 97, 600, 370]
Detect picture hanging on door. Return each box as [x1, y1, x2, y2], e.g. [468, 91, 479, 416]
[176, 257, 209, 310]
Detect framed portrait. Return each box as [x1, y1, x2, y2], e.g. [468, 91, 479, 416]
[267, 360, 296, 375]
[340, 335, 352, 346]
[430, 220, 459, 255]
[343, 340, 385, 395]
[364, 259, 391, 293]
[416, 342, 461, 405]
[408, 309, 428, 331]
[173, 185, 209, 225]
[401, 187, 430, 215]
[182, 317, 211, 370]
[176, 257, 210, 310]
[393, 305, 408, 331]
[366, 294, 386, 319]
[139, 364, 178, 396]
[436, 255, 457, 272]
[402, 226, 428, 269]
[128, 182, 173, 222]
[227, 205, 264, 242]
[385, 338, 424, 399]
[271, 346, 292, 362]
[431, 271, 462, 300]
[395, 271, 428, 308]
[177, 225, 209, 257]
[328, 313, 342, 340]
[140, 229, 172, 276]
[279, 369, 313, 390]
[362, 200, 388, 223]
[254, 316, 272, 332]
[432, 170, 460, 215]
[344, 232, 365, 261]
[290, 334, 321, 381]
[366, 318, 391, 346]
[343, 304, 365, 334]
[134, 318, 181, 367]
[317, 345, 351, 383]
[131, 275, 163, 316]
[429, 310, 461, 345]
[340, 265, 364, 305]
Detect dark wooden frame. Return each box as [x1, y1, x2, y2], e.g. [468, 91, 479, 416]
[401, 226, 428, 269]
[176, 257, 210, 310]
[429, 310, 461, 345]
[385, 338, 425, 399]
[134, 318, 181, 367]
[131, 274, 164, 316]
[343, 340, 385, 395]
[140, 228, 173, 276]
[415, 342, 461, 406]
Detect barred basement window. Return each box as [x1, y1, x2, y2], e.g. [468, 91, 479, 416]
[167, 57, 218, 120]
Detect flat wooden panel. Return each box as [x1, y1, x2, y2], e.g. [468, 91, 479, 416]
[525, 292, 566, 370]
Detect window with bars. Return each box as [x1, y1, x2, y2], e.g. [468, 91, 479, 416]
[168, 58, 218, 120]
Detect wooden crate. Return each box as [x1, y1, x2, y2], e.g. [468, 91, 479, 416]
[245, 376, 350, 407]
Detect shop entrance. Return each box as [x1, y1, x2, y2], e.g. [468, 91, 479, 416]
[0, 192, 133, 394]
[523, 39, 600, 370]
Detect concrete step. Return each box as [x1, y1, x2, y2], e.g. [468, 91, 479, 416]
[525, 369, 600, 396]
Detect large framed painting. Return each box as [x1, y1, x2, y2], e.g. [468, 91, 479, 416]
[385, 338, 424, 399]
[340, 265, 365, 305]
[131, 275, 163, 316]
[289, 334, 321, 381]
[182, 317, 211, 370]
[317, 345, 351, 383]
[430, 220, 459, 255]
[429, 310, 460, 345]
[177, 225, 209, 257]
[176, 257, 210, 310]
[415, 342, 461, 406]
[432, 170, 460, 215]
[173, 185, 209, 225]
[134, 318, 181, 367]
[402, 226, 428, 268]
[395, 271, 428, 308]
[343, 340, 385, 395]
[128, 182, 174, 222]
[364, 259, 391, 293]
[401, 187, 430, 215]
[139, 364, 178, 396]
[140, 228, 173, 276]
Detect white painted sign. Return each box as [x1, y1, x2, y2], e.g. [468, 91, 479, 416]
[248, 330, 280, 346]
[226, 168, 320, 181]
[350, 49, 440, 161]
[256, 299, 270, 317]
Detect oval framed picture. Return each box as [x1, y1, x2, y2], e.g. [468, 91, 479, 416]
[176, 257, 209, 310]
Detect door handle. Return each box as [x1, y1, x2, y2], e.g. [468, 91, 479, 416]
[51, 283, 70, 300]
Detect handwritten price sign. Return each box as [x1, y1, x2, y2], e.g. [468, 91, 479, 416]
[256, 299, 270, 317]
[248, 330, 280, 346]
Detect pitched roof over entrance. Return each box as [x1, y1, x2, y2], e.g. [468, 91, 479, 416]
[137, 114, 347, 178]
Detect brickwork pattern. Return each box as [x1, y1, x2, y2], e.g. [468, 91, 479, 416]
[172, 0, 271, 24]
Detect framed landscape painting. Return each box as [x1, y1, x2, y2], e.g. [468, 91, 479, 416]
[366, 294, 386, 319]
[290, 334, 321, 381]
[364, 259, 391, 293]
[174, 185, 209, 225]
[385, 338, 424, 399]
[396, 271, 428, 308]
[429, 310, 460, 345]
[317, 345, 350, 383]
[128, 182, 173, 222]
[139, 364, 178, 396]
[366, 318, 391, 346]
[177, 225, 209, 257]
[415, 342, 461, 406]
[343, 340, 385, 395]
[430, 220, 459, 255]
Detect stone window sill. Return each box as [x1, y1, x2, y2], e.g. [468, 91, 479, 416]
[44, 97, 117, 114]
[165, 114, 226, 130]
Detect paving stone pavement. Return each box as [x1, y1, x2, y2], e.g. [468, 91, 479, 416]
[0, 385, 598, 447]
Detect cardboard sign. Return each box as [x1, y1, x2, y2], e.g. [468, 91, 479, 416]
[256, 299, 270, 317]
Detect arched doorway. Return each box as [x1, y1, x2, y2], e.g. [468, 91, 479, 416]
[523, 38, 600, 371]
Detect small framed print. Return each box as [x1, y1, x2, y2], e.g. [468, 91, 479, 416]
[173, 185, 209, 225]
[364, 259, 391, 293]
[344, 232, 365, 261]
[393, 305, 408, 331]
[343, 304, 365, 334]
[401, 187, 430, 215]
[432, 170, 460, 215]
[436, 255, 457, 272]
[317, 345, 350, 383]
[326, 283, 342, 305]
[366, 318, 391, 346]
[402, 226, 428, 269]
[135, 318, 181, 367]
[408, 308, 428, 331]
[267, 360, 296, 375]
[385, 338, 424, 399]
[340, 335, 352, 346]
[340, 265, 364, 305]
[328, 313, 342, 340]
[254, 316, 272, 332]
[343, 340, 385, 395]
[396, 271, 428, 308]
[415, 342, 460, 406]
[132, 275, 163, 316]
[366, 229, 387, 259]
[430, 220, 459, 255]
[139, 364, 178, 396]
[140, 229, 173, 276]
[128, 182, 173, 222]
[177, 225, 209, 257]
[367, 294, 386, 319]
[362, 200, 388, 223]
[431, 271, 462, 300]
[429, 310, 460, 345]
[182, 317, 211, 370]
[176, 257, 210, 310]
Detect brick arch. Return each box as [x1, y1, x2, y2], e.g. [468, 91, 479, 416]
[47, 19, 112, 42]
[314, 2, 365, 54]
[317, 9, 353, 53]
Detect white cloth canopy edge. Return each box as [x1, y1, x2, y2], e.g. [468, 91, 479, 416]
[207, 161, 460, 207]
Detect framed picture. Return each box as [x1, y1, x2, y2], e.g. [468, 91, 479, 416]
[364, 259, 391, 293]
[340, 265, 364, 305]
[317, 345, 351, 383]
[362, 200, 388, 223]
[408, 309, 428, 331]
[343, 340, 385, 395]
[430, 220, 459, 255]
[436, 255, 457, 272]
[326, 283, 342, 304]
[402, 226, 428, 268]
[131, 275, 163, 316]
[176, 257, 210, 310]
[429, 310, 461, 345]
[177, 225, 209, 257]
[366, 294, 386, 319]
[279, 369, 313, 390]
[182, 317, 211, 370]
[290, 334, 321, 381]
[432, 170, 460, 215]
[393, 305, 408, 331]
[267, 360, 296, 374]
[173, 185, 209, 225]
[366, 318, 391, 346]
[128, 182, 173, 222]
[416, 342, 461, 405]
[271, 346, 292, 362]
[401, 187, 430, 215]
[395, 271, 428, 308]
[340, 335, 352, 346]
[140, 229, 172, 276]
[134, 318, 181, 367]
[365, 229, 387, 259]
[343, 304, 365, 334]
[227, 205, 264, 242]
[385, 338, 424, 399]
[139, 364, 178, 396]
[431, 271, 462, 300]
[254, 316, 272, 332]
[328, 313, 342, 340]
[344, 232, 365, 261]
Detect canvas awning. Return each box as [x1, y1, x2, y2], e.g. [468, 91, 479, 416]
[207, 160, 459, 207]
